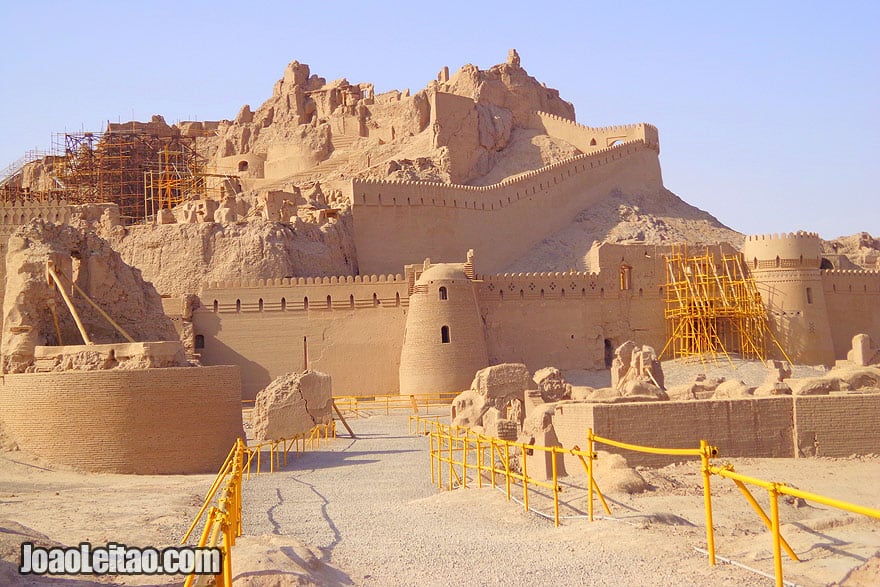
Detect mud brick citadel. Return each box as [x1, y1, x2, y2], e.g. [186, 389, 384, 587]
[1, 50, 879, 471]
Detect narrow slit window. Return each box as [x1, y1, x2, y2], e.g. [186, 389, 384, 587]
[441, 325, 450, 344]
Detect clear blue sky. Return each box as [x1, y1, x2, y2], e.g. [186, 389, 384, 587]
[1, 1, 876, 239]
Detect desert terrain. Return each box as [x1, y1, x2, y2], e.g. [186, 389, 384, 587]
[2, 360, 879, 587]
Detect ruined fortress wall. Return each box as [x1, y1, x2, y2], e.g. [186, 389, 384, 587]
[822, 270, 880, 359]
[531, 111, 660, 152]
[552, 394, 880, 468]
[0, 200, 72, 329]
[0, 366, 241, 474]
[552, 398, 794, 469]
[793, 394, 880, 457]
[476, 268, 666, 370]
[351, 141, 662, 275]
[195, 276, 409, 399]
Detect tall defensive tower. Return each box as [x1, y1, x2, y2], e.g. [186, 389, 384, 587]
[741, 231, 834, 365]
[399, 257, 489, 395]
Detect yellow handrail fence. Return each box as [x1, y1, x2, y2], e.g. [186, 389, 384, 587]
[180, 421, 336, 586]
[410, 415, 880, 587]
[334, 392, 459, 418]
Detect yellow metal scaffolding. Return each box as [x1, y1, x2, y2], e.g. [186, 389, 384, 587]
[659, 245, 786, 364]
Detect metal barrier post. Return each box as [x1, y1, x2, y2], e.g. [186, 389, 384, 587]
[700, 439, 716, 566]
[436, 433, 443, 489]
[504, 442, 512, 500]
[552, 447, 559, 527]
[477, 437, 483, 488]
[462, 436, 468, 489]
[448, 434, 454, 490]
[521, 443, 529, 512]
[769, 486, 783, 587]
[430, 432, 436, 485]
[587, 428, 595, 522]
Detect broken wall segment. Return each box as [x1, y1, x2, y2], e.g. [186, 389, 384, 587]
[1, 221, 180, 373]
[253, 371, 333, 442]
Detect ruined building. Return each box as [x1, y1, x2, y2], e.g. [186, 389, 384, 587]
[1, 52, 878, 402]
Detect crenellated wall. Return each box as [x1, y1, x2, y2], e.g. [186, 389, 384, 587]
[195, 244, 673, 396]
[351, 139, 662, 274]
[194, 274, 410, 398]
[531, 111, 660, 153]
[0, 199, 71, 234]
[475, 243, 669, 370]
[821, 269, 880, 359]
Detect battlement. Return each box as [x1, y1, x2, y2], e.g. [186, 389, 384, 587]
[744, 231, 820, 242]
[742, 230, 823, 268]
[0, 199, 71, 233]
[352, 139, 655, 209]
[201, 273, 410, 314]
[205, 273, 405, 289]
[534, 111, 659, 150]
[478, 271, 601, 280]
[823, 269, 880, 276]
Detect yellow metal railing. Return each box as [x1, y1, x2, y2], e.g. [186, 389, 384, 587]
[335, 392, 458, 418]
[708, 462, 880, 587]
[414, 419, 880, 587]
[180, 421, 337, 585]
[408, 414, 445, 435]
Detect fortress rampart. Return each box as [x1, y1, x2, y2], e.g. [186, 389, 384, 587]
[531, 111, 660, 153]
[0, 366, 242, 474]
[351, 139, 662, 274]
[195, 276, 411, 398]
[821, 269, 880, 361]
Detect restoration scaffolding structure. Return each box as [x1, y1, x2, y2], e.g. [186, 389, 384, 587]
[660, 244, 786, 364]
[51, 127, 213, 223]
[38, 121, 234, 224]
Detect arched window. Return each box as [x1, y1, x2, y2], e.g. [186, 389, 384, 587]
[258, 298, 264, 312]
[281, 297, 286, 311]
[373, 293, 379, 306]
[195, 335, 205, 349]
[439, 286, 448, 300]
[303, 296, 309, 311]
[235, 299, 241, 313]
[441, 325, 450, 344]
[395, 292, 400, 306]
[237, 160, 249, 172]
[349, 294, 355, 308]
[213, 300, 218, 313]
[326, 295, 332, 309]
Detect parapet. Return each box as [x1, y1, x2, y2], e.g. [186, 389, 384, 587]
[352, 138, 656, 210]
[205, 273, 405, 289]
[741, 231, 823, 268]
[533, 110, 660, 152]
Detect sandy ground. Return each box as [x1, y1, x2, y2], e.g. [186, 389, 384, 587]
[1, 398, 879, 586]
